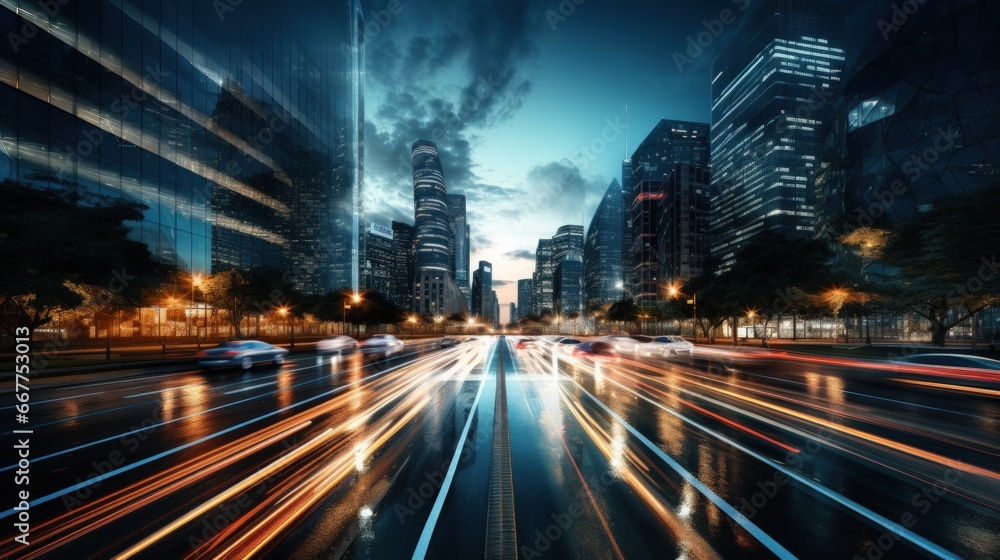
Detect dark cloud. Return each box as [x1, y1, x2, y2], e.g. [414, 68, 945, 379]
[363, 0, 540, 197]
[492, 279, 515, 287]
[503, 249, 536, 260]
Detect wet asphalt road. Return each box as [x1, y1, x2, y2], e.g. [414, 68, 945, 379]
[2, 337, 998, 559]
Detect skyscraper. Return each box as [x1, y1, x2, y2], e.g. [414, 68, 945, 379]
[584, 179, 624, 307]
[363, 223, 394, 297]
[390, 221, 415, 310]
[711, 0, 845, 269]
[447, 193, 471, 299]
[411, 140, 465, 315]
[0, 0, 364, 295]
[554, 257, 583, 315]
[517, 279, 534, 320]
[628, 119, 710, 306]
[657, 166, 715, 284]
[471, 261, 493, 321]
[509, 302, 517, 325]
[532, 239, 555, 315]
[552, 225, 584, 264]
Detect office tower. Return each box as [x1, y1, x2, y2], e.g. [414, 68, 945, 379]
[657, 166, 715, 284]
[390, 221, 415, 310]
[584, 179, 624, 307]
[816, 0, 1000, 235]
[621, 158, 634, 297]
[711, 0, 845, 268]
[447, 193, 471, 295]
[363, 223, 394, 297]
[554, 256, 584, 315]
[0, 0, 364, 294]
[492, 291, 500, 328]
[552, 225, 584, 263]
[509, 302, 517, 324]
[532, 239, 555, 315]
[411, 140, 465, 315]
[628, 119, 710, 306]
[471, 261, 493, 321]
[517, 279, 534, 320]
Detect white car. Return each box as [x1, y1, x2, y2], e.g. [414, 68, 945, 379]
[197, 340, 288, 370]
[648, 335, 695, 357]
[553, 337, 583, 354]
[316, 335, 357, 354]
[359, 334, 405, 356]
[600, 335, 652, 356]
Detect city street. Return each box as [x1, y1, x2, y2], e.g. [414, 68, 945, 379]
[2, 337, 998, 559]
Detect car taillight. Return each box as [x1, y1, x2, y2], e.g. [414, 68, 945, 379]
[224, 350, 240, 356]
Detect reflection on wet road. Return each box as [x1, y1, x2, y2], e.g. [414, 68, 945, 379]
[2, 337, 998, 559]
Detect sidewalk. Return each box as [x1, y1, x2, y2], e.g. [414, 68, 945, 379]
[695, 338, 998, 360]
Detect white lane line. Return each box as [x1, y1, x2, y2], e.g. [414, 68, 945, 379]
[0, 354, 431, 519]
[586, 375, 962, 560]
[570, 380, 797, 560]
[411, 341, 496, 560]
[0, 358, 406, 472]
[224, 382, 278, 394]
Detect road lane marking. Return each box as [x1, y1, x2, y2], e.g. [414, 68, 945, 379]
[581, 375, 963, 560]
[569, 380, 797, 560]
[411, 341, 496, 560]
[223, 382, 278, 394]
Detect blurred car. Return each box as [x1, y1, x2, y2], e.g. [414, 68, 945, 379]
[648, 335, 695, 357]
[316, 335, 357, 355]
[197, 340, 288, 370]
[359, 334, 404, 356]
[554, 337, 583, 354]
[893, 353, 1000, 370]
[439, 337, 458, 348]
[572, 341, 622, 363]
[599, 335, 653, 356]
[515, 338, 536, 350]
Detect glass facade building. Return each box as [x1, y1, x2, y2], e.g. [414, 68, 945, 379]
[0, 0, 365, 294]
[532, 238, 554, 315]
[583, 178, 624, 307]
[471, 260, 493, 321]
[657, 165, 715, 283]
[447, 193, 470, 292]
[390, 220, 414, 310]
[363, 222, 393, 298]
[517, 278, 533, 320]
[628, 119, 709, 306]
[554, 256, 583, 315]
[815, 0, 1000, 236]
[710, 0, 844, 269]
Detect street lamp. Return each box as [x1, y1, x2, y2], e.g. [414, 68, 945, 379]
[435, 315, 444, 334]
[191, 274, 203, 349]
[278, 306, 294, 349]
[408, 316, 417, 337]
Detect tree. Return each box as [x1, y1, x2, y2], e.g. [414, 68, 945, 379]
[883, 182, 1000, 345]
[201, 269, 253, 338]
[0, 180, 174, 342]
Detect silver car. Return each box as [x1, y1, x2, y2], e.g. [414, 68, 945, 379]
[358, 334, 405, 356]
[197, 340, 289, 370]
[316, 335, 358, 355]
[648, 335, 695, 357]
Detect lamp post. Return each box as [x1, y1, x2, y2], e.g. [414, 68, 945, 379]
[191, 274, 202, 349]
[278, 307, 294, 349]
[408, 316, 417, 337]
[435, 315, 444, 334]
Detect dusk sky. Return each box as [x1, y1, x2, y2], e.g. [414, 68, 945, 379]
[360, 0, 891, 314]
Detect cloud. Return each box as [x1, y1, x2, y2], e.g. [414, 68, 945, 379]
[503, 249, 536, 260]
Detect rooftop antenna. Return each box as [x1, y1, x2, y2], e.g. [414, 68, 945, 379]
[625, 104, 629, 160]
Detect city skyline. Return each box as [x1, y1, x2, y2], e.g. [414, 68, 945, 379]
[361, 0, 902, 320]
